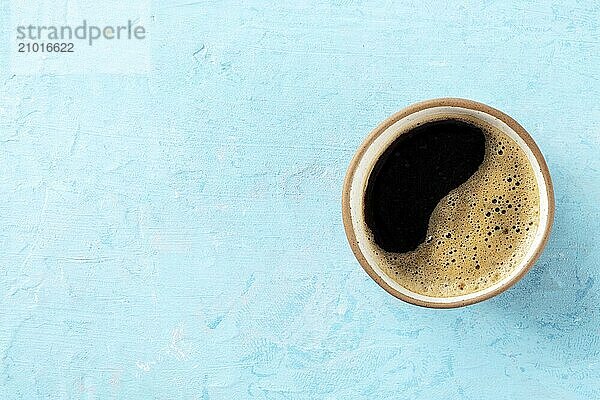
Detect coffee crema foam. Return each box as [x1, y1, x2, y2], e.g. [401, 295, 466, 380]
[363, 115, 540, 297]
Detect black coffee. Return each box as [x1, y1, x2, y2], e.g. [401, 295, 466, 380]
[359, 114, 542, 297]
[364, 119, 486, 252]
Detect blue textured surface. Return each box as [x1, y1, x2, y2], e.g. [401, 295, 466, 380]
[1, 1, 599, 399]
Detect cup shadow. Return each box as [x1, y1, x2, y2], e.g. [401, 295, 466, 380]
[484, 168, 598, 353]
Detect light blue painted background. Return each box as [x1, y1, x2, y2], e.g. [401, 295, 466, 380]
[1, 0, 599, 399]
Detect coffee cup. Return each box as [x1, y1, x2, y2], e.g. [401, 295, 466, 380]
[342, 98, 554, 308]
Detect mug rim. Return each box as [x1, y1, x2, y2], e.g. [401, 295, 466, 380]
[341, 98, 555, 308]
